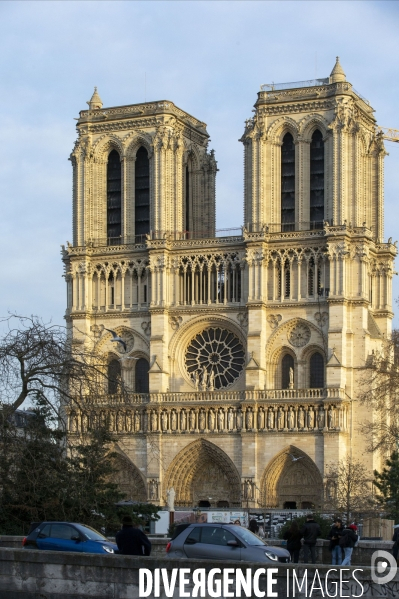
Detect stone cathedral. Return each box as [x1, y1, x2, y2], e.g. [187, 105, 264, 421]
[63, 58, 395, 510]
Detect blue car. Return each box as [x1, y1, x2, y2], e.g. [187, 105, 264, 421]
[23, 521, 117, 554]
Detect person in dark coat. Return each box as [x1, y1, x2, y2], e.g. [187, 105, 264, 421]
[328, 518, 343, 565]
[248, 519, 259, 535]
[115, 516, 152, 556]
[340, 524, 358, 566]
[283, 520, 302, 563]
[300, 515, 321, 564]
[392, 525, 399, 561]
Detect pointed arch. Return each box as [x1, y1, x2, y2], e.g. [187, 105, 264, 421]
[93, 134, 125, 160]
[266, 117, 299, 145]
[260, 446, 323, 508]
[125, 133, 153, 160]
[298, 113, 329, 141]
[163, 439, 241, 507]
[110, 453, 147, 502]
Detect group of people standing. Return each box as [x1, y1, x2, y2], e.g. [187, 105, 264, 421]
[282, 515, 358, 565]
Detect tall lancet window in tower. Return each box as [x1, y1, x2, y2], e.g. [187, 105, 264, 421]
[135, 147, 150, 238]
[310, 130, 324, 229]
[185, 165, 190, 235]
[281, 133, 295, 231]
[107, 150, 122, 244]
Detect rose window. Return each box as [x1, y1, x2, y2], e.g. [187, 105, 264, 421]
[185, 327, 245, 389]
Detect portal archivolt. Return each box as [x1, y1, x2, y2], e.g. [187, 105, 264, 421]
[164, 439, 241, 508]
[110, 453, 147, 502]
[260, 445, 323, 509]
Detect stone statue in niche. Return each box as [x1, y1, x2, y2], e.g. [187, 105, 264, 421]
[70, 413, 78, 432]
[208, 409, 215, 431]
[180, 409, 187, 431]
[297, 407, 304, 429]
[149, 479, 158, 500]
[199, 409, 206, 430]
[227, 408, 234, 430]
[125, 411, 132, 432]
[328, 406, 336, 429]
[277, 407, 284, 430]
[246, 408, 253, 430]
[81, 413, 88, 432]
[307, 408, 314, 429]
[109, 412, 116, 431]
[170, 410, 177, 431]
[318, 407, 325, 429]
[161, 411, 168, 432]
[267, 408, 274, 429]
[117, 411, 124, 432]
[189, 409, 196, 430]
[236, 408, 243, 430]
[218, 408, 224, 430]
[287, 407, 294, 429]
[150, 411, 158, 432]
[91, 412, 98, 429]
[257, 408, 264, 430]
[134, 411, 141, 432]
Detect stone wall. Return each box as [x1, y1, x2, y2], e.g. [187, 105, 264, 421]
[1, 536, 394, 566]
[0, 547, 398, 599]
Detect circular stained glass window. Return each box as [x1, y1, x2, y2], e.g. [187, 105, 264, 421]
[185, 327, 245, 390]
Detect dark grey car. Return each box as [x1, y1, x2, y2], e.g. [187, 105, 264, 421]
[166, 523, 290, 563]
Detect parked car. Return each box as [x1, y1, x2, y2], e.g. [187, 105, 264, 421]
[22, 521, 118, 554]
[166, 523, 290, 563]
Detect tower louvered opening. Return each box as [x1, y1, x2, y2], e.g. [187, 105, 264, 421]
[107, 150, 122, 243]
[281, 133, 295, 231]
[310, 130, 324, 228]
[135, 147, 150, 237]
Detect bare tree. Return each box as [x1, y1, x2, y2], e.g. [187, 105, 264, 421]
[0, 314, 119, 424]
[358, 330, 399, 454]
[325, 457, 374, 522]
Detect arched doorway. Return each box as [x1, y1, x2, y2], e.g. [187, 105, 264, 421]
[109, 453, 147, 502]
[163, 439, 241, 507]
[260, 446, 323, 509]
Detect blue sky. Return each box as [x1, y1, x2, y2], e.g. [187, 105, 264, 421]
[1, 0, 399, 326]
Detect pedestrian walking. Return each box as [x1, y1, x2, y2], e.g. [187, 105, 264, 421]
[115, 516, 152, 556]
[328, 518, 344, 565]
[283, 520, 303, 564]
[300, 515, 321, 564]
[339, 524, 358, 566]
[392, 524, 399, 562]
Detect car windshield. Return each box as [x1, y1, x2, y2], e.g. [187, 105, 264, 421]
[233, 527, 266, 546]
[75, 524, 107, 541]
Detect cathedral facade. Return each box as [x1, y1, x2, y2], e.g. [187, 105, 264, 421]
[63, 59, 395, 510]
